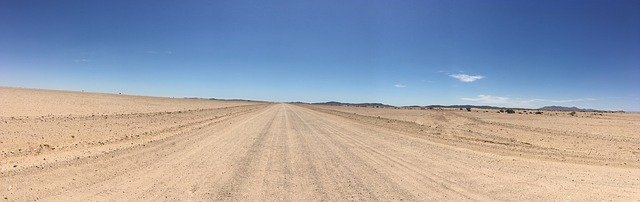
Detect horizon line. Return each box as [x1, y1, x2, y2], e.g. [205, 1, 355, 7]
[2, 85, 632, 112]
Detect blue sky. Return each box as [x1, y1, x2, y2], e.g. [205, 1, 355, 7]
[1, 0, 639, 111]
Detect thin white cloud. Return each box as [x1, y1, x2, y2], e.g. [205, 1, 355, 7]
[461, 95, 509, 104]
[548, 98, 597, 103]
[461, 95, 597, 106]
[450, 74, 484, 82]
[394, 84, 407, 88]
[519, 98, 597, 104]
[146, 50, 173, 55]
[73, 59, 89, 63]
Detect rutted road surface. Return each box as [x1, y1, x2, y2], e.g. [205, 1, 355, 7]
[2, 104, 639, 200]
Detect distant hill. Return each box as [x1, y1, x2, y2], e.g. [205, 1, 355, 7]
[312, 101, 394, 108]
[538, 106, 603, 112]
[183, 97, 267, 103]
[538, 106, 580, 111]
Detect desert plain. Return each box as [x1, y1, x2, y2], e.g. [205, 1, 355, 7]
[1, 87, 639, 200]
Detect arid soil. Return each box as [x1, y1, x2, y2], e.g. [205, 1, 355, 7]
[1, 88, 639, 201]
[0, 87, 255, 117]
[310, 105, 640, 167]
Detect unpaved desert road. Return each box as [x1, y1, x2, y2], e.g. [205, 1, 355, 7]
[2, 103, 639, 201]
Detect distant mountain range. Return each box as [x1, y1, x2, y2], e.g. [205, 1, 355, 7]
[301, 101, 619, 112]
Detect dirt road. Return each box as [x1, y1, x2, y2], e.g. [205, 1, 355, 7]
[2, 103, 639, 201]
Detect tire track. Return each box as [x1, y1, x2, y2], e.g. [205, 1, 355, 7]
[287, 107, 380, 201]
[282, 105, 329, 201]
[215, 106, 280, 200]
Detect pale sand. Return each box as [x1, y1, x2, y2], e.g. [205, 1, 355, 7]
[1, 87, 638, 200]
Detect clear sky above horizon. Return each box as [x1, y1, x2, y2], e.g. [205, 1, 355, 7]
[1, 0, 639, 111]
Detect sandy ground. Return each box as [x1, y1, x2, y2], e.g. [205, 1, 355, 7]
[1, 88, 639, 201]
[310, 105, 640, 168]
[0, 87, 255, 117]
